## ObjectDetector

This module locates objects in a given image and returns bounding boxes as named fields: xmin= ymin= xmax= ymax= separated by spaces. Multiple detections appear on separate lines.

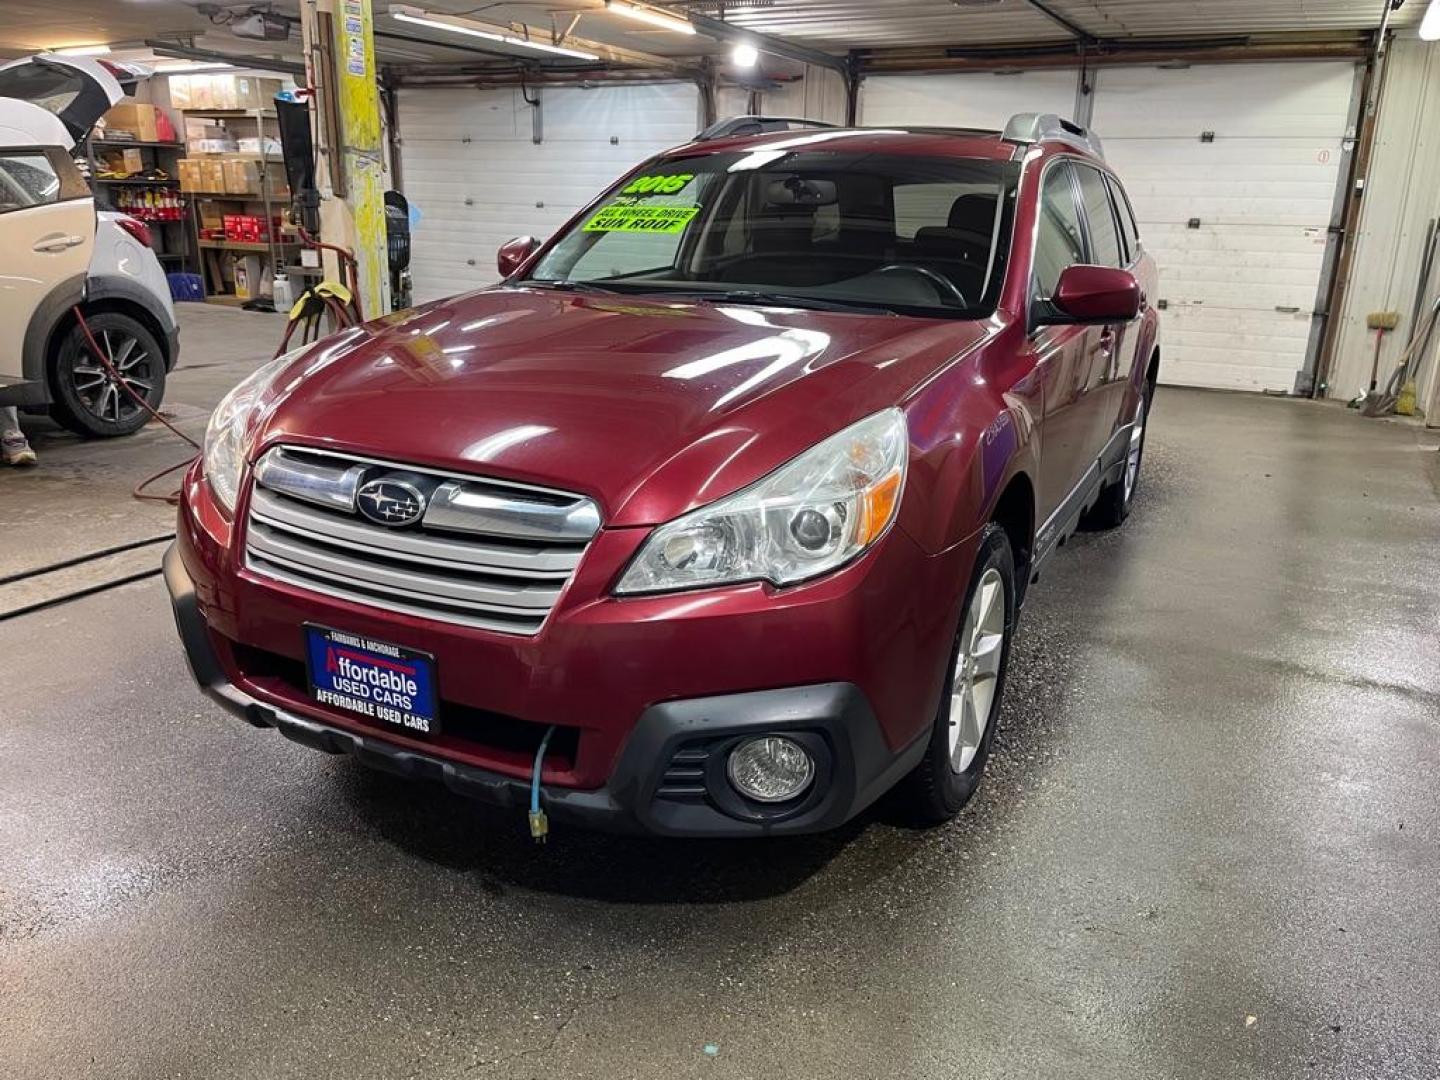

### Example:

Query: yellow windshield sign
xmin=583 ymin=204 xmax=700 ymax=234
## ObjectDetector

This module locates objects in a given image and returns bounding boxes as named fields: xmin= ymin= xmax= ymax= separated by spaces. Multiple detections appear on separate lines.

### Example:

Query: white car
xmin=0 ymin=53 xmax=179 ymax=437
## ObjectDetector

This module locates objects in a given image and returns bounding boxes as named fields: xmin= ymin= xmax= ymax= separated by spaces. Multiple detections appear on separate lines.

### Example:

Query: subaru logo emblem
xmin=356 ymin=478 xmax=427 ymax=527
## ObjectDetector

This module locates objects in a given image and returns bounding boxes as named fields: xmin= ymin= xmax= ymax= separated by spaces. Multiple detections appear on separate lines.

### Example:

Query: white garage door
xmin=1092 ymin=62 xmax=1357 ymax=391
xmin=861 ymin=70 xmax=1079 ymax=129
xmin=399 ymin=83 xmax=700 ymax=302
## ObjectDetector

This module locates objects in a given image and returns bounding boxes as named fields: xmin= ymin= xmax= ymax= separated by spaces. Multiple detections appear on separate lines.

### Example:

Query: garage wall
xmin=860 ymin=70 xmax=1079 ymax=129
xmin=1092 ymin=62 xmax=1357 ymax=393
xmin=1328 ymin=35 xmax=1440 ymax=416
xmin=860 ymin=62 xmax=1358 ymax=394
xmin=399 ymin=83 xmax=701 ymax=302
xmin=764 ymin=65 xmax=850 ymax=125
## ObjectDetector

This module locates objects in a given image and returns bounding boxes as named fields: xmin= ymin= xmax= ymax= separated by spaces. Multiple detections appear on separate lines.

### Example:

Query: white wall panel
xmin=399 ymin=83 xmax=700 ymax=303
xmin=1329 ymin=36 xmax=1440 ymax=413
xmin=860 ymin=70 xmax=1079 ymax=129
xmin=1092 ymin=62 xmax=1357 ymax=392
xmin=764 ymin=66 xmax=850 ymax=125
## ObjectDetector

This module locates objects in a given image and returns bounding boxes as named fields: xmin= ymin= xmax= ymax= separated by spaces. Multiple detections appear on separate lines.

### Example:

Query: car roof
xmin=666 ymin=126 xmax=1026 ymax=163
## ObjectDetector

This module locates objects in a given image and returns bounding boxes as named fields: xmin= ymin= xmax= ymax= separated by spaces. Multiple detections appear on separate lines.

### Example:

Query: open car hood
xmin=0 ymin=54 xmax=147 ymax=148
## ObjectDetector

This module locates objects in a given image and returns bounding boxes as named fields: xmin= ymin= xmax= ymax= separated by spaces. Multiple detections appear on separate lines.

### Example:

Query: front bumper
xmin=166 ymin=542 xmax=929 ymax=836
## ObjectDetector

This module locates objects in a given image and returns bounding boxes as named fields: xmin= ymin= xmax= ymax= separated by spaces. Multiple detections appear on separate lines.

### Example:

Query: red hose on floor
xmin=71 ymin=305 xmax=199 ymax=505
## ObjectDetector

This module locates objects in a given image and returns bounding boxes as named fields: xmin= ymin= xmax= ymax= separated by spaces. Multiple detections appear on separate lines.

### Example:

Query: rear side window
xmin=1034 ymin=162 xmax=1085 ymax=296
xmin=1106 ymin=174 xmax=1140 ymax=259
xmin=1075 ymin=165 xmax=1123 ymax=269
xmin=0 ymin=150 xmax=87 ymax=213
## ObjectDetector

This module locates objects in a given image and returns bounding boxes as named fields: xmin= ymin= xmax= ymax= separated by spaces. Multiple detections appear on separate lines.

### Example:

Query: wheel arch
xmin=988 ymin=471 xmax=1036 ymax=604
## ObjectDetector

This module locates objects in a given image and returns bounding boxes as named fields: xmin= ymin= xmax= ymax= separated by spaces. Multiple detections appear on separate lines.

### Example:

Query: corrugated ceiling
xmin=0 ymin=0 xmax=1420 ymax=67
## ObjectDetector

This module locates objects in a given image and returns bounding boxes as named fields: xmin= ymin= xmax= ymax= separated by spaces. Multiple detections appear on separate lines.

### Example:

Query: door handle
xmin=32 ymin=234 xmax=85 ymax=253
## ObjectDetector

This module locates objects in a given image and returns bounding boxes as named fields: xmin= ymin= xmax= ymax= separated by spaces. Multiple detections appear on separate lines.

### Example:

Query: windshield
xmin=526 ymin=149 xmax=1020 ymax=318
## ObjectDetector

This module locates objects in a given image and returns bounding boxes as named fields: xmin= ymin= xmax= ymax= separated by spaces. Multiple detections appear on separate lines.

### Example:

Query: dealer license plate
xmin=304 ymin=625 xmax=439 ymax=737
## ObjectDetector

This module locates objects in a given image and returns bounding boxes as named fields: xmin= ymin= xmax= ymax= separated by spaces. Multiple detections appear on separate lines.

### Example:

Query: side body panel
xmin=0 ymin=198 xmax=94 ymax=389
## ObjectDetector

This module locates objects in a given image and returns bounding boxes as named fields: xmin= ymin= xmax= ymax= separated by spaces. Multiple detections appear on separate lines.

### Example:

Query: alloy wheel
xmin=948 ymin=566 xmax=1006 ymax=773
xmin=70 ymin=329 xmax=155 ymax=424
xmin=1123 ymin=392 xmax=1147 ymax=502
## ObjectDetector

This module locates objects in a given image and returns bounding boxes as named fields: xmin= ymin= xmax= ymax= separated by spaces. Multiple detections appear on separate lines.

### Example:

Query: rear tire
xmin=48 ymin=311 xmax=167 ymax=438
xmin=1084 ymin=381 xmax=1151 ymax=530
xmin=898 ymin=523 xmax=1017 ymax=825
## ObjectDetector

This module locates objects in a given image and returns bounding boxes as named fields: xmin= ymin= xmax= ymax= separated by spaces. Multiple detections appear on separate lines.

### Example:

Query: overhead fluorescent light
xmin=1422 ymin=0 xmax=1440 ymax=41
xmin=54 ymin=44 xmax=113 ymax=56
xmin=154 ymin=60 xmax=233 ymax=73
xmin=731 ymin=42 xmax=759 ymax=67
xmin=389 ymin=6 xmax=600 ymax=60
xmin=605 ymin=0 xmax=696 ymax=35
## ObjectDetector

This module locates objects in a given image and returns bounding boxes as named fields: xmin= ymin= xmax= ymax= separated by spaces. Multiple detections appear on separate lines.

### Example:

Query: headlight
xmin=616 ymin=408 xmax=908 ymax=595
xmin=202 ymin=348 xmax=308 ymax=512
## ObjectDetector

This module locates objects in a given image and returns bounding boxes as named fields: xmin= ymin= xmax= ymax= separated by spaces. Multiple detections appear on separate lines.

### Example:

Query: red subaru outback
xmin=166 ymin=113 xmax=1159 ymax=837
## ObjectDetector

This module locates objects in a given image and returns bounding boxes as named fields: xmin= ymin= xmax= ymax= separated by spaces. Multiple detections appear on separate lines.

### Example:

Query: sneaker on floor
xmin=2 ymin=434 xmax=36 ymax=467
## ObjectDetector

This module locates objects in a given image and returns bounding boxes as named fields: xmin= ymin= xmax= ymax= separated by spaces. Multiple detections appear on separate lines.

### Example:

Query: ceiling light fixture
xmin=1422 ymin=0 xmax=1440 ymax=41
xmin=54 ymin=44 xmax=113 ymax=56
xmin=731 ymin=41 xmax=759 ymax=67
xmin=605 ymin=0 xmax=696 ymax=35
xmin=154 ymin=60 xmax=233 ymax=72
xmin=390 ymin=6 xmax=600 ymax=61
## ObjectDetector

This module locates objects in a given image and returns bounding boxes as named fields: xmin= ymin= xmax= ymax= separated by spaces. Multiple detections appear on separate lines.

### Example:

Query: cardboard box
xmin=232 ymin=255 xmax=267 ymax=300
xmin=168 ymin=75 xmax=192 ymax=109
xmin=223 ymin=159 xmax=260 ymax=195
xmin=234 ymin=77 xmax=284 ymax=110
xmin=99 ymin=148 xmax=144 ymax=176
xmin=177 ymin=158 xmax=203 ymax=193
xmin=199 ymin=159 xmax=227 ymax=193
xmin=187 ymin=75 xmax=215 ymax=110
xmin=197 ymin=200 xmax=231 ymax=232
xmin=101 ymin=103 xmax=162 ymax=143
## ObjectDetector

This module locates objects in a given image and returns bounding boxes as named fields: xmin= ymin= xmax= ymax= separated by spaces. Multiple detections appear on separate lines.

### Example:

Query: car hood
xmin=252 ymin=287 xmax=993 ymax=526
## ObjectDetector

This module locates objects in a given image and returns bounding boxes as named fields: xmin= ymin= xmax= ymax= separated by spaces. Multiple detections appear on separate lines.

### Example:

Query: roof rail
xmin=1002 ymin=113 xmax=1104 ymax=159
xmin=695 ymin=115 xmax=839 ymax=141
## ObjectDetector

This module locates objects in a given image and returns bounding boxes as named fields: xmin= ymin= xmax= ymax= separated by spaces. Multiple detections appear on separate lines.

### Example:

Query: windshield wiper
xmin=521 ymin=279 xmax=618 ymax=294
xmin=661 ymin=289 xmax=896 ymax=315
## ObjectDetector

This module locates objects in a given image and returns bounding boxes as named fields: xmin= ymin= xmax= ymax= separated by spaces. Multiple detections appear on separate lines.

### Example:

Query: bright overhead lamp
xmin=1422 ymin=0 xmax=1440 ymax=41
xmin=731 ymin=41 xmax=759 ymax=67
xmin=389 ymin=5 xmax=600 ymax=60
xmin=605 ymin=0 xmax=696 ymax=35
xmin=54 ymin=44 xmax=113 ymax=56
xmin=154 ymin=60 xmax=233 ymax=73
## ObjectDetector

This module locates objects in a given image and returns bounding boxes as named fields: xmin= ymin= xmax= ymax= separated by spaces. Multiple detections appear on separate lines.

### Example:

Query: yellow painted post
xmin=330 ymin=0 xmax=389 ymax=316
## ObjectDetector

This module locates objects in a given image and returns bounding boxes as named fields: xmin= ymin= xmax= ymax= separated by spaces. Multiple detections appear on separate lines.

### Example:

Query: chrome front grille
xmin=243 ymin=446 xmax=600 ymax=635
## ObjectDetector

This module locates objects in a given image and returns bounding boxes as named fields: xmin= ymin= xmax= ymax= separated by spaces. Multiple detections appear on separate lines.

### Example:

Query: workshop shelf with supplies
xmin=173 ymin=85 xmax=293 ymax=307
xmin=86 ymin=104 xmax=194 ymax=277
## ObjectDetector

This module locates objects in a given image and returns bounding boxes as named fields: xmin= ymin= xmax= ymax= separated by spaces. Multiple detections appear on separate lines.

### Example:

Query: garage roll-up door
xmin=1092 ymin=62 xmax=1357 ymax=392
xmin=861 ymin=71 xmax=1079 ymax=130
xmin=399 ymin=83 xmax=700 ymax=303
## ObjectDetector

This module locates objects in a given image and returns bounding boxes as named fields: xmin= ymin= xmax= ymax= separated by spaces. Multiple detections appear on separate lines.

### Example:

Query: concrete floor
xmin=2 ymin=305 xmax=1439 ymax=1078
xmin=0 ymin=304 xmax=284 ymax=613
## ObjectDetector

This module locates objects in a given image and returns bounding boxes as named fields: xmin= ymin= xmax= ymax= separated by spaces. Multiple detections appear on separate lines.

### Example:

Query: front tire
xmin=899 ymin=522 xmax=1017 ymax=825
xmin=48 ymin=311 xmax=167 ymax=438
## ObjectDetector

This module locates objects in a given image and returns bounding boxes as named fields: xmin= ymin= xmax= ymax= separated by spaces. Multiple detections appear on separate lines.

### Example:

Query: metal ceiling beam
xmin=144 ymin=41 xmax=308 ymax=77
xmin=1020 ymin=0 xmax=1105 ymax=45
xmin=686 ymin=11 xmax=850 ymax=78
xmin=857 ymin=35 xmax=1371 ymax=75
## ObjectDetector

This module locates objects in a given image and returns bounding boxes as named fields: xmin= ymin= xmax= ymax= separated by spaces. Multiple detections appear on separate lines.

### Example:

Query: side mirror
xmin=1036 ymin=265 xmax=1141 ymax=326
xmin=497 ymin=235 xmax=539 ymax=278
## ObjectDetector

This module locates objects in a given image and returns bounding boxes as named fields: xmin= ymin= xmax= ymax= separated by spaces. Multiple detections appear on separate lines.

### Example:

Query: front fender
xmin=898 ymin=330 xmax=1041 ymax=556
xmin=84 ymin=273 xmax=180 ymax=369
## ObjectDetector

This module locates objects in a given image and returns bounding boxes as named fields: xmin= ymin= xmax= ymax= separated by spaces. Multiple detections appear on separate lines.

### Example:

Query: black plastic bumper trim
xmin=164 ymin=542 xmax=923 ymax=837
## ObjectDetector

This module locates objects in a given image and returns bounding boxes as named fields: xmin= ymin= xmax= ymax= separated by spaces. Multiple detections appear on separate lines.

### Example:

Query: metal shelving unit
xmin=180 ymin=107 xmax=289 ymax=307
xmin=84 ymin=135 xmax=193 ymax=274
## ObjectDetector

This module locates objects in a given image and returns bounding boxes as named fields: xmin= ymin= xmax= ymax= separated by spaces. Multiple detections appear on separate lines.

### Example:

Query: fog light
xmin=727 ymin=736 xmax=815 ymax=803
